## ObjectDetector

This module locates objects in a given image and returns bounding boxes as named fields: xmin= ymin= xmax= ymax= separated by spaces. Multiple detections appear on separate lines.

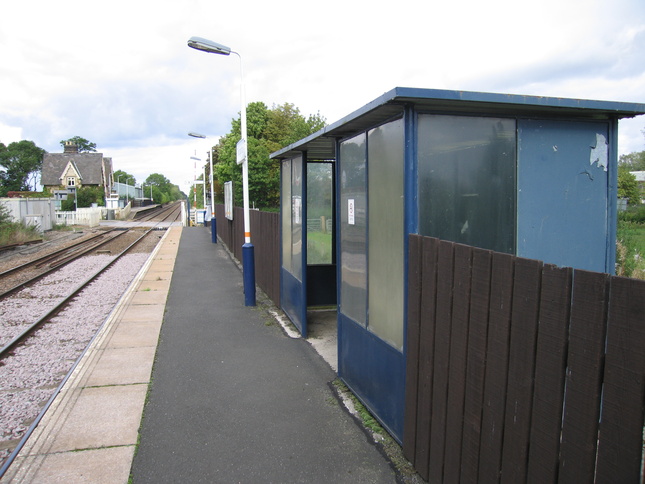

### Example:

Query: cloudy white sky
xmin=1 ymin=0 xmax=644 ymax=194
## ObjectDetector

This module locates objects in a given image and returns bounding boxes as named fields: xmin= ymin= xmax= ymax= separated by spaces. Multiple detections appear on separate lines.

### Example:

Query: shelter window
xmin=417 ymin=114 xmax=516 ymax=253
xmin=67 ymin=177 xmax=76 ymax=187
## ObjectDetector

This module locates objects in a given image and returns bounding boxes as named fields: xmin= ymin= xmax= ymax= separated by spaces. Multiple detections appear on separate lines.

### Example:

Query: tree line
xmin=201 ymin=101 xmax=326 ymax=210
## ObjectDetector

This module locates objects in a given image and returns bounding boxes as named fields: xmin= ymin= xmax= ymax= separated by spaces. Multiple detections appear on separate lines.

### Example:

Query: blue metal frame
xmin=280 ymin=154 xmax=308 ymax=337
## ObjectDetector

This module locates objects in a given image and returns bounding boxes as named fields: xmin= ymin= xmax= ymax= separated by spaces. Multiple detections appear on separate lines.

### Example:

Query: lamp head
xmin=188 ymin=37 xmax=231 ymax=55
xmin=188 ymin=132 xmax=207 ymax=139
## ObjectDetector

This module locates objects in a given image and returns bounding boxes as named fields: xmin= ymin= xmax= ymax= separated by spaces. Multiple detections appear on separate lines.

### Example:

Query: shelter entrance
xmin=281 ymin=156 xmax=336 ymax=338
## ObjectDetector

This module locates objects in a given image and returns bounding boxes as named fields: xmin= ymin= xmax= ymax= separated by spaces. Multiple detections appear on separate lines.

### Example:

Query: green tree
xmin=113 ymin=169 xmax=136 ymax=186
xmin=60 ymin=136 xmax=97 ymax=153
xmin=619 ymin=150 xmax=645 ymax=171
xmin=213 ymin=101 xmax=326 ymax=209
xmin=0 ymin=140 xmax=46 ymax=195
xmin=145 ymin=173 xmax=183 ymax=204
xmin=618 ymin=165 xmax=640 ymax=205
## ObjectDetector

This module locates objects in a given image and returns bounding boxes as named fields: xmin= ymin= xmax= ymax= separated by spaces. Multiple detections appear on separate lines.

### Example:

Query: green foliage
xmin=617 ymin=164 xmax=641 ymax=205
xmin=77 ymin=186 xmax=104 ymax=207
xmin=213 ymin=101 xmax=326 ymax=209
xmin=0 ymin=201 xmax=40 ymax=246
xmin=113 ymin=169 xmax=136 ymax=187
xmin=61 ymin=197 xmax=76 ymax=211
xmin=616 ymin=220 xmax=645 ymax=279
xmin=59 ymin=136 xmax=97 ymax=152
xmin=145 ymin=173 xmax=183 ymax=204
xmin=619 ymin=150 xmax=645 ymax=171
xmin=0 ymin=140 xmax=46 ymax=195
xmin=618 ymin=204 xmax=645 ymax=224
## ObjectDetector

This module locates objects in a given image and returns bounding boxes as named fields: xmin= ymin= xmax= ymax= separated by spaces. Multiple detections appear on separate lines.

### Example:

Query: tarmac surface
xmin=1 ymin=225 xmax=401 ymax=483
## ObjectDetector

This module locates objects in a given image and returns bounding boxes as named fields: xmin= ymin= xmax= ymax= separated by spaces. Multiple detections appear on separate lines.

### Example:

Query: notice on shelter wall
xmin=348 ymin=199 xmax=355 ymax=225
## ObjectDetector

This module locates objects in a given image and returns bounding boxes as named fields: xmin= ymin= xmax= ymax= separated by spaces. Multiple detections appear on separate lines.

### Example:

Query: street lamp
xmin=188 ymin=131 xmax=217 ymax=243
xmin=188 ymin=35 xmax=255 ymax=306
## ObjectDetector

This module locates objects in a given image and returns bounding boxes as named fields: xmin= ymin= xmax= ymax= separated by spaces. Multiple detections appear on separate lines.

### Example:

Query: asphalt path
xmin=130 ymin=227 xmax=396 ymax=483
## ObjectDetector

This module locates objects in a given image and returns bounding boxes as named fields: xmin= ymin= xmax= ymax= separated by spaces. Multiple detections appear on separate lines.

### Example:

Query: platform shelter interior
xmin=271 ymin=87 xmax=645 ymax=443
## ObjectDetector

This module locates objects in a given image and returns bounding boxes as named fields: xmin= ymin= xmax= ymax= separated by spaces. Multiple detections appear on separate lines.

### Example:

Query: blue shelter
xmin=271 ymin=87 xmax=645 ymax=442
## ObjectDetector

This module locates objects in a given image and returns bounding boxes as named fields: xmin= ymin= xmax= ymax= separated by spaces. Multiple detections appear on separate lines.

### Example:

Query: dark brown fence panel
xmin=501 ymin=258 xmax=543 ymax=484
xmin=443 ymin=244 xmax=473 ymax=483
xmin=404 ymin=235 xmax=645 ymax=484
xmin=558 ymin=270 xmax=609 ymax=483
xmin=428 ymin=241 xmax=455 ymax=484
xmin=214 ymin=205 xmax=280 ymax=306
xmin=403 ymin=234 xmax=424 ymax=465
xmin=595 ymin=276 xmax=645 ymax=483
xmin=413 ymin=236 xmax=441 ymax=481
xmin=526 ymin=264 xmax=572 ymax=483
xmin=478 ymin=252 xmax=514 ymax=483
xmin=460 ymin=247 xmax=493 ymax=483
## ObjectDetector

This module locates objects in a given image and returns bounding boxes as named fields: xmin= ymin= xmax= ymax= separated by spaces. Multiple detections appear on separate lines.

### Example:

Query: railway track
xmin=0 ymin=213 xmax=175 ymax=472
xmin=0 ymin=227 xmax=155 ymax=360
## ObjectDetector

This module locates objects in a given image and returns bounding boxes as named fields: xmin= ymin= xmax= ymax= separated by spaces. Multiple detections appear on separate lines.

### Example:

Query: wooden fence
xmin=404 ymin=235 xmax=645 ymax=483
xmin=215 ymin=204 xmax=280 ymax=306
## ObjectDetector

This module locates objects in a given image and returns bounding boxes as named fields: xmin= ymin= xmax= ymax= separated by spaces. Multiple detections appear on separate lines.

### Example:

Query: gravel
xmin=0 ymin=249 xmax=155 ymax=466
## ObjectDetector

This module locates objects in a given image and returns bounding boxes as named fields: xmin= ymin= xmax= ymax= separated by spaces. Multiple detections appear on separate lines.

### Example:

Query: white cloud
xmin=1 ymin=0 xmax=644 ymax=191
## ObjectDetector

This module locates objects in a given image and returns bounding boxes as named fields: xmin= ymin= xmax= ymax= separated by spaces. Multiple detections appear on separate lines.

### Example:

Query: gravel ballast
xmin=0 ymin=248 xmax=155 ymax=466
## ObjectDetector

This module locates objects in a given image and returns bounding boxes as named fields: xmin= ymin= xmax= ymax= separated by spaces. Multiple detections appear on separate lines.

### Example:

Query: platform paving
xmin=2 ymin=225 xmax=400 ymax=483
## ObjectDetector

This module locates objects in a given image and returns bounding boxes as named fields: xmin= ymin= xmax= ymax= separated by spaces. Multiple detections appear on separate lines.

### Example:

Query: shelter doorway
xmin=281 ymin=157 xmax=336 ymax=338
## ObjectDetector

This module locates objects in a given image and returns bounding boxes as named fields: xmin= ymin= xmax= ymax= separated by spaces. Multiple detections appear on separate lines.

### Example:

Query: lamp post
xmin=188 ymin=35 xmax=255 ymax=306
xmin=188 ymin=131 xmax=217 ymax=243
xmin=190 ymin=155 xmax=200 ymax=214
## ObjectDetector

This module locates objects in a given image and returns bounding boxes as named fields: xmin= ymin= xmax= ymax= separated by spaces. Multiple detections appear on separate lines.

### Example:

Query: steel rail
xmin=0 ymin=230 xmax=117 ymax=277
xmin=0 ymin=230 xmax=129 ymax=300
xmin=0 ymin=227 xmax=154 ymax=359
xmin=0 ymin=224 xmax=167 ymax=478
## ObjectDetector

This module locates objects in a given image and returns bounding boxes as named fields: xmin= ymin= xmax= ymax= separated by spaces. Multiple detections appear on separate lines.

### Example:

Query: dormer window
xmin=67 ymin=177 xmax=76 ymax=187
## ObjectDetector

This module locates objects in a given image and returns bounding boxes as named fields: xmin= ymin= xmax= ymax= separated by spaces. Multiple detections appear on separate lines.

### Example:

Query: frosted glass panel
xmin=291 ymin=156 xmax=303 ymax=280
xmin=418 ymin=114 xmax=516 ymax=253
xmin=340 ymin=133 xmax=367 ymax=326
xmin=368 ymin=119 xmax=404 ymax=350
xmin=281 ymin=159 xmax=292 ymax=273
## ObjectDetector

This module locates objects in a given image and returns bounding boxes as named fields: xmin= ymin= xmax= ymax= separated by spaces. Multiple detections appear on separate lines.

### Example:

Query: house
xmin=41 ymin=142 xmax=113 ymax=202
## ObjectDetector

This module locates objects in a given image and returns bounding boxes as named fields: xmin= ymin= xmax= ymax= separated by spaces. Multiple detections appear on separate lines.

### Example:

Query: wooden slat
xmin=460 ymin=247 xmax=493 ymax=483
xmin=558 ymin=270 xmax=609 ymax=483
xmin=414 ymin=237 xmax=440 ymax=481
xmin=403 ymin=234 xmax=423 ymax=461
xmin=501 ymin=257 xmax=543 ymax=484
xmin=595 ymin=276 xmax=645 ymax=483
xmin=443 ymin=244 xmax=473 ymax=483
xmin=478 ymin=252 xmax=515 ymax=484
xmin=428 ymin=240 xmax=455 ymax=483
xmin=527 ymin=264 xmax=572 ymax=483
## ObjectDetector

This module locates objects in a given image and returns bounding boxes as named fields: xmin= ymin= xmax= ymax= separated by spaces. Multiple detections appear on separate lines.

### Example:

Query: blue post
xmin=211 ymin=217 xmax=217 ymax=243
xmin=242 ymin=243 xmax=256 ymax=306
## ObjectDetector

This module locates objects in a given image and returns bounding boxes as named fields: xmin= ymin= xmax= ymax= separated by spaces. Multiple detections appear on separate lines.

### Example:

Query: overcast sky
xmin=1 ymin=0 xmax=644 ymax=194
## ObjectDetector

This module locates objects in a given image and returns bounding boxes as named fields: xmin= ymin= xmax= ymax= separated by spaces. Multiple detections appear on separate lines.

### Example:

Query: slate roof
xmin=41 ymin=152 xmax=107 ymax=186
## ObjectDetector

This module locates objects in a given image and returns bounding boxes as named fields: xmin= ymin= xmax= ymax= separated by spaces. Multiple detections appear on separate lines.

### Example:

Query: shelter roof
xmin=271 ymin=87 xmax=645 ymax=161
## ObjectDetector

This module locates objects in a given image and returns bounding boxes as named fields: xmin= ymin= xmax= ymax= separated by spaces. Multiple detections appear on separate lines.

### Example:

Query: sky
xmin=1 ymin=0 xmax=645 ymax=194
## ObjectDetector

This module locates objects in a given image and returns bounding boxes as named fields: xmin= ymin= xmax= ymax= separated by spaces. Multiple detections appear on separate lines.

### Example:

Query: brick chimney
xmin=64 ymin=141 xmax=79 ymax=153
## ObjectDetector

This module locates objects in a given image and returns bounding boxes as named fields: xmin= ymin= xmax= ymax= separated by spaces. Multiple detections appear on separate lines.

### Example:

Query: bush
xmin=618 ymin=205 xmax=645 ymax=224
xmin=0 ymin=203 xmax=40 ymax=246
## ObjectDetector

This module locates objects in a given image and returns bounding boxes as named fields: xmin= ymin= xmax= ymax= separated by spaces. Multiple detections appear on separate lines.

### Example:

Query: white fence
xmin=55 ymin=207 xmax=101 ymax=227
